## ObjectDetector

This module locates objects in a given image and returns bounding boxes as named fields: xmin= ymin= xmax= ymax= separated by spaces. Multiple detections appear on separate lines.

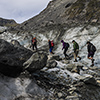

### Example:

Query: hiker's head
xmin=33 ymin=37 xmax=36 ymax=39
xmin=86 ymin=41 xmax=90 ymax=44
xmin=72 ymin=40 xmax=75 ymax=43
xmin=61 ymin=40 xmax=64 ymax=43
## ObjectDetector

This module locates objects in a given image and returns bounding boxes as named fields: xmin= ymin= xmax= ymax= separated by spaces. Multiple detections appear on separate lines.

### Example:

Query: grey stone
xmin=0 ymin=39 xmax=33 ymax=77
xmin=57 ymin=92 xmax=63 ymax=98
xmin=46 ymin=60 xmax=57 ymax=68
xmin=23 ymin=52 xmax=48 ymax=73
xmin=64 ymin=64 xmax=76 ymax=71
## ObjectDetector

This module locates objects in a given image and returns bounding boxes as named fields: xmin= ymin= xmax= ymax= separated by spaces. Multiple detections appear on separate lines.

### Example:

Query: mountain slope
xmin=12 ymin=0 xmax=100 ymax=33
xmin=0 ymin=18 xmax=17 ymax=27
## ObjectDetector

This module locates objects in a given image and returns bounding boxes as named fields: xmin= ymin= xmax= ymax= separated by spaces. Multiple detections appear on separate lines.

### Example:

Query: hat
xmin=72 ymin=40 xmax=75 ymax=42
xmin=86 ymin=41 xmax=90 ymax=44
xmin=61 ymin=40 xmax=64 ymax=43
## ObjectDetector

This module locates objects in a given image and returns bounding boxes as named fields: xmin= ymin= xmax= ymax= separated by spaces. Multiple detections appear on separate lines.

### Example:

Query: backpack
xmin=65 ymin=42 xmax=70 ymax=48
xmin=51 ymin=40 xmax=54 ymax=47
xmin=91 ymin=44 xmax=96 ymax=52
xmin=32 ymin=38 xmax=36 ymax=44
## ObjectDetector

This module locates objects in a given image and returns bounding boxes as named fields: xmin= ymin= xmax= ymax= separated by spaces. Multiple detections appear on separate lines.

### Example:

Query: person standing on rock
xmin=72 ymin=40 xmax=81 ymax=62
xmin=86 ymin=41 xmax=96 ymax=67
xmin=61 ymin=40 xmax=70 ymax=59
xmin=31 ymin=37 xmax=37 ymax=51
xmin=48 ymin=40 xmax=54 ymax=54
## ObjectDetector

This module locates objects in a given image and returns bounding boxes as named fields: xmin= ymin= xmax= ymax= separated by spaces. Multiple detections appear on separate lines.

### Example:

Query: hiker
xmin=86 ymin=41 xmax=96 ymax=66
xmin=72 ymin=40 xmax=81 ymax=62
xmin=31 ymin=37 xmax=37 ymax=50
xmin=48 ymin=40 xmax=54 ymax=54
xmin=61 ymin=40 xmax=70 ymax=59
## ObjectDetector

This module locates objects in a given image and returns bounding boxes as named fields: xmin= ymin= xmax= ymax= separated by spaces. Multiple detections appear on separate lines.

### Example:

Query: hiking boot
xmin=50 ymin=52 xmax=54 ymax=54
xmin=74 ymin=59 xmax=77 ymax=62
xmin=90 ymin=63 xmax=94 ymax=67
xmin=79 ymin=57 xmax=81 ymax=60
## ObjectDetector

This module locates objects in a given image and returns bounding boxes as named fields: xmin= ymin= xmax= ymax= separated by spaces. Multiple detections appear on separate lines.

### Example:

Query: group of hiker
xmin=61 ymin=40 xmax=81 ymax=62
xmin=48 ymin=39 xmax=96 ymax=67
xmin=31 ymin=36 xmax=96 ymax=67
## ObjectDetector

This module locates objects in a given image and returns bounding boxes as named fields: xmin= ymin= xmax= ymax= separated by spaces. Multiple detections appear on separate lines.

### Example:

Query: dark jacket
xmin=62 ymin=41 xmax=69 ymax=50
xmin=87 ymin=43 xmax=95 ymax=53
xmin=32 ymin=38 xmax=37 ymax=45
xmin=48 ymin=41 xmax=51 ymax=48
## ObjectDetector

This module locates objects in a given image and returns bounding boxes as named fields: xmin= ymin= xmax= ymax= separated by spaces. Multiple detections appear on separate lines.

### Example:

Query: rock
xmin=71 ymin=65 xmax=83 ymax=74
xmin=62 ymin=60 xmax=70 ymax=64
xmin=83 ymin=76 xmax=97 ymax=85
xmin=46 ymin=60 xmax=57 ymax=68
xmin=64 ymin=64 xmax=76 ymax=71
xmin=11 ymin=39 xmax=21 ymax=47
xmin=23 ymin=52 xmax=48 ymax=73
xmin=57 ymin=92 xmax=63 ymax=98
xmin=0 ymin=39 xmax=33 ymax=77
xmin=49 ymin=55 xmax=62 ymax=61
xmin=65 ymin=96 xmax=79 ymax=100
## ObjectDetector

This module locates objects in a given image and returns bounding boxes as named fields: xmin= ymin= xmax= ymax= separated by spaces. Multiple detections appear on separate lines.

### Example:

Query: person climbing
xmin=61 ymin=40 xmax=70 ymax=59
xmin=31 ymin=37 xmax=37 ymax=50
xmin=48 ymin=40 xmax=54 ymax=54
xmin=86 ymin=41 xmax=96 ymax=67
xmin=72 ymin=40 xmax=81 ymax=62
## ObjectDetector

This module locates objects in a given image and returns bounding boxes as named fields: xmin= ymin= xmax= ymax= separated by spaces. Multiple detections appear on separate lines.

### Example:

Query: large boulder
xmin=0 ymin=39 xmax=33 ymax=77
xmin=23 ymin=52 xmax=48 ymax=73
xmin=0 ymin=39 xmax=48 ymax=77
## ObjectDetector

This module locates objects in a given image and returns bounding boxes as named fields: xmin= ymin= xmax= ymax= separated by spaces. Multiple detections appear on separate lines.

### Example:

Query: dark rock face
xmin=11 ymin=0 xmax=100 ymax=33
xmin=0 ymin=18 xmax=17 ymax=27
xmin=0 ymin=39 xmax=33 ymax=77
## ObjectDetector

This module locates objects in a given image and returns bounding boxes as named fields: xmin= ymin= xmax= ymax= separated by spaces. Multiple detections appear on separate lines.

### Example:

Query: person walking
xmin=31 ymin=37 xmax=37 ymax=50
xmin=86 ymin=41 xmax=96 ymax=66
xmin=72 ymin=40 xmax=81 ymax=62
xmin=61 ymin=40 xmax=70 ymax=59
xmin=48 ymin=40 xmax=54 ymax=54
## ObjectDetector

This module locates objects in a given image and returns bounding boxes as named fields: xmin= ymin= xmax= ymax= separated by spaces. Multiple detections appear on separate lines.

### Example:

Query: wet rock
xmin=11 ymin=40 xmax=21 ymax=47
xmin=65 ymin=96 xmax=79 ymax=100
xmin=62 ymin=60 xmax=70 ymax=64
xmin=23 ymin=52 xmax=48 ymax=73
xmin=49 ymin=55 xmax=62 ymax=61
xmin=0 ymin=39 xmax=33 ymax=77
xmin=83 ymin=76 xmax=97 ymax=85
xmin=46 ymin=60 xmax=57 ymax=68
xmin=64 ymin=64 xmax=76 ymax=71
xmin=57 ymin=92 xmax=63 ymax=98
xmin=71 ymin=65 xmax=84 ymax=74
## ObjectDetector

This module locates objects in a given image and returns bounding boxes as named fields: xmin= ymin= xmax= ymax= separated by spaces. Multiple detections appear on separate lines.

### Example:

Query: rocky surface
xmin=0 ymin=0 xmax=100 ymax=100
xmin=9 ymin=0 xmax=100 ymax=34
xmin=0 ymin=39 xmax=48 ymax=77
xmin=0 ymin=17 xmax=17 ymax=27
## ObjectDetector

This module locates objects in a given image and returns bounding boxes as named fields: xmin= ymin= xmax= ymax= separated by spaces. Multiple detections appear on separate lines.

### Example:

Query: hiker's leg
xmin=88 ymin=52 xmax=94 ymax=59
xmin=32 ymin=44 xmax=34 ymax=50
xmin=88 ymin=52 xmax=92 ymax=59
xmin=76 ymin=50 xmax=81 ymax=60
xmin=49 ymin=48 xmax=52 ymax=53
xmin=74 ymin=51 xmax=77 ymax=62
xmin=91 ymin=52 xmax=95 ymax=66
xmin=35 ymin=44 xmax=37 ymax=50
xmin=64 ymin=48 xmax=68 ymax=58
xmin=51 ymin=47 xmax=54 ymax=53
